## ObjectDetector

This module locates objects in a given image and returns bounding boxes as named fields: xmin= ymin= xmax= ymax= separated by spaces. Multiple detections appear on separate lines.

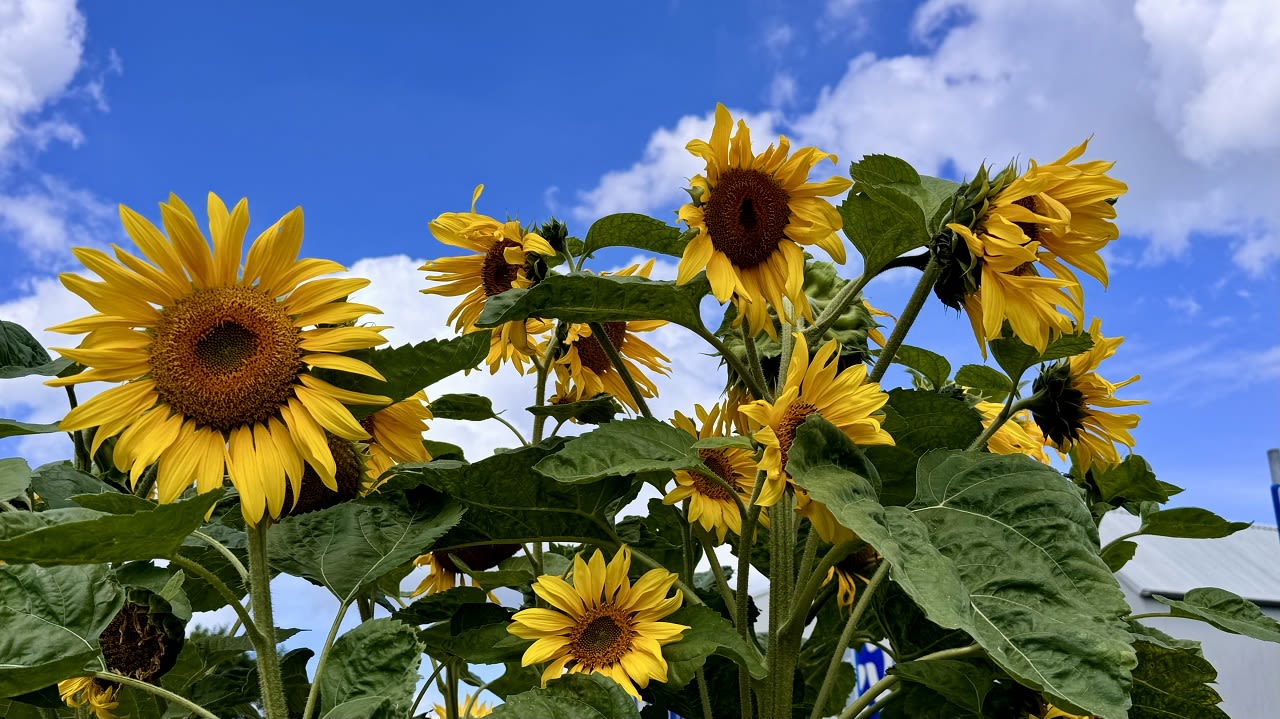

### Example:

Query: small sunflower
xmin=507 ymin=546 xmax=687 ymax=699
xmin=823 ymin=545 xmax=881 ymax=611
xmin=975 ymin=401 xmax=1050 ymax=463
xmin=433 ymin=695 xmax=492 ymax=718
xmin=410 ymin=544 xmax=520 ymax=598
xmin=739 ymin=333 xmax=894 ymax=507
xmin=58 ymin=677 xmax=119 ymax=719
xmin=662 ymin=403 xmax=760 ymax=544
xmin=553 ymin=261 xmax=669 ymax=413
xmin=49 ymin=193 xmax=390 ymax=524
xmin=421 ymin=184 xmax=556 ymax=374
xmin=1028 ymin=318 xmax=1145 ymax=474
xmin=360 ymin=391 xmax=432 ymax=489
xmin=677 ymin=103 xmax=852 ymax=338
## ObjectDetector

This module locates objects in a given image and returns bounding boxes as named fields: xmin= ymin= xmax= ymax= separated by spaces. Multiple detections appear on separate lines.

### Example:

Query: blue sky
xmin=1 ymin=0 xmax=1278 ymax=695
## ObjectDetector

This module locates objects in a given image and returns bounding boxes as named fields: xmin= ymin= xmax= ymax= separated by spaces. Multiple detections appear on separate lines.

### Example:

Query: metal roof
xmin=1100 ymin=512 xmax=1280 ymax=605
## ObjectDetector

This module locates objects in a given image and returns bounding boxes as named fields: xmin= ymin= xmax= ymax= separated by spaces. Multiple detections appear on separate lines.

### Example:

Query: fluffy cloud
xmin=570 ymin=0 xmax=1280 ymax=275
xmin=0 ymin=0 xmax=84 ymax=158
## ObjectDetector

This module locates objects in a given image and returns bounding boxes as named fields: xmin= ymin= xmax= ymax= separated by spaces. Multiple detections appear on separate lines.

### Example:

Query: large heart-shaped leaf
xmin=475 ymin=272 xmax=711 ymax=331
xmin=533 ymin=418 xmax=700 ymax=484
xmin=318 ymin=618 xmax=421 ymax=717
xmin=490 ymin=673 xmax=641 ymax=719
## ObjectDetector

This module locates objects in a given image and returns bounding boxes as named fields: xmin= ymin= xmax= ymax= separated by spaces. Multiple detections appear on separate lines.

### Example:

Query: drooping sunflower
xmin=553 ymin=260 xmax=669 ymax=413
xmin=823 ymin=545 xmax=881 ymax=611
xmin=676 ymin=103 xmax=852 ymax=338
xmin=507 ymin=546 xmax=688 ymax=699
xmin=662 ymin=403 xmax=761 ymax=544
xmin=975 ymin=400 xmax=1050 ymax=463
xmin=739 ymin=333 xmax=894 ymax=507
xmin=48 ymin=193 xmax=390 ymax=524
xmin=946 ymin=139 xmax=1126 ymax=353
xmin=58 ymin=677 xmax=119 ymax=719
xmin=1028 ymin=318 xmax=1145 ymax=473
xmin=433 ymin=694 xmax=492 ymax=718
xmin=409 ymin=544 xmax=521 ymax=599
xmin=421 ymin=184 xmax=556 ymax=374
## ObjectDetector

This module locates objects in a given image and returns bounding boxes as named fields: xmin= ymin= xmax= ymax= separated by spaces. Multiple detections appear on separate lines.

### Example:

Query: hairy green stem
xmin=767 ymin=493 xmax=799 ymax=716
xmin=92 ymin=671 xmax=219 ymax=719
xmin=778 ymin=541 xmax=856 ymax=643
xmin=792 ymin=528 xmax=821 ymax=611
xmin=967 ymin=394 xmax=1036 ymax=452
xmin=246 ymin=523 xmax=288 ymax=719
xmin=491 ymin=414 xmax=529 ymax=446
xmin=190 ymin=529 xmax=249 ymax=583
xmin=809 ymin=562 xmax=890 ymax=719
xmin=697 ymin=666 xmax=716 ymax=719
xmin=804 ymin=272 xmax=872 ymax=345
xmin=776 ymin=317 xmax=796 ymax=392
xmin=445 ymin=662 xmax=460 ymax=719
xmin=168 ymin=555 xmax=261 ymax=645
xmin=692 ymin=321 xmax=772 ymax=403
xmin=739 ymin=324 xmax=775 ymax=402
xmin=302 ymin=599 xmax=352 ymax=719
xmin=588 ymin=321 xmax=652 ymax=419
xmin=696 ymin=531 xmax=736 ymax=610
xmin=530 ymin=329 xmax=563 ymax=444
xmin=868 ymin=256 xmax=941 ymax=385
xmin=132 ymin=464 xmax=157 ymax=499
xmin=64 ymin=387 xmax=91 ymax=473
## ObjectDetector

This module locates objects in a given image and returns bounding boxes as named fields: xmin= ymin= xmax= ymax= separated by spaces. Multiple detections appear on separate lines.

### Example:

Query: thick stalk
xmin=246 ymin=522 xmax=288 ymax=719
xmin=587 ymin=321 xmax=652 ymax=419
xmin=697 ymin=667 xmax=715 ymax=719
xmin=735 ymin=471 xmax=768 ymax=719
xmin=868 ymin=256 xmax=941 ymax=385
xmin=301 ymin=599 xmax=352 ymax=719
xmin=792 ymin=528 xmax=821 ymax=611
xmin=445 ymin=662 xmax=460 ymax=719
xmin=92 ymin=671 xmax=219 ymax=719
xmin=808 ymin=562 xmax=890 ymax=719
xmin=529 ymin=329 xmax=563 ymax=443
xmin=776 ymin=318 xmax=796 ymax=393
xmin=804 ymin=272 xmax=872 ymax=345
xmin=132 ymin=464 xmax=157 ymax=499
xmin=778 ymin=541 xmax=856 ymax=643
xmin=767 ymin=493 xmax=798 ymax=716
xmin=739 ymin=324 xmax=774 ymax=402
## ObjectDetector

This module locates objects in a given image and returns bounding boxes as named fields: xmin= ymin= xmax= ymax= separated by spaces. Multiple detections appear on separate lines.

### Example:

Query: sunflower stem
xmin=64 ymin=387 xmax=92 ymax=473
xmin=190 ymin=529 xmax=249 ymax=584
xmin=301 ymin=599 xmax=352 ymax=719
xmin=91 ymin=671 xmax=219 ymax=719
xmin=803 ymin=271 xmax=872 ymax=346
xmin=692 ymin=321 xmax=772 ymax=404
xmin=767 ymin=493 xmax=798 ymax=716
xmin=966 ymin=394 xmax=1035 ymax=452
xmin=696 ymin=667 xmax=716 ymax=719
xmin=530 ymin=328 xmax=563 ymax=444
xmin=696 ymin=530 xmax=736 ymax=610
xmin=168 ymin=555 xmax=262 ymax=645
xmin=680 ymin=499 xmax=696 ymax=586
xmin=809 ymin=562 xmax=889 ymax=719
xmin=445 ymin=662 xmax=460 ymax=719
xmin=793 ymin=527 xmax=821 ymax=611
xmin=838 ymin=645 xmax=982 ymax=719
xmin=133 ymin=464 xmax=157 ymax=500
xmin=739 ymin=324 xmax=775 ymax=402
xmin=778 ymin=541 xmax=856 ymax=645
xmin=776 ymin=315 xmax=796 ymax=394
xmin=410 ymin=660 xmax=449 ymax=719
xmin=246 ymin=522 xmax=289 ymax=719
xmin=491 ymin=413 xmax=529 ymax=446
xmin=868 ymin=255 xmax=942 ymax=385
xmin=587 ymin=321 xmax=652 ymax=419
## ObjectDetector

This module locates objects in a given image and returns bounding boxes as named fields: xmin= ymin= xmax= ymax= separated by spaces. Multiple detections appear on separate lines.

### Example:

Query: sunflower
xmin=48 ymin=193 xmax=390 ymax=524
xmin=975 ymin=401 xmax=1050 ymax=463
xmin=823 ymin=545 xmax=881 ymax=611
xmin=947 ymin=140 xmax=1125 ymax=353
xmin=553 ymin=261 xmax=669 ymax=413
xmin=409 ymin=544 xmax=520 ymax=599
xmin=739 ymin=333 xmax=894 ymax=507
xmin=507 ymin=546 xmax=687 ymax=699
xmin=360 ymin=391 xmax=432 ymax=489
xmin=1028 ymin=318 xmax=1145 ymax=473
xmin=421 ymin=184 xmax=556 ymax=374
xmin=58 ymin=677 xmax=118 ymax=719
xmin=676 ymin=103 xmax=852 ymax=338
xmin=662 ymin=403 xmax=760 ymax=543
xmin=433 ymin=695 xmax=492 ymax=718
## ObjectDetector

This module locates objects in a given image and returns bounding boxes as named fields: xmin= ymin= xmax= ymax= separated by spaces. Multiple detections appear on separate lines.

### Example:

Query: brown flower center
xmin=150 ymin=287 xmax=302 ymax=432
xmin=1014 ymin=196 xmax=1042 ymax=243
xmin=481 ymin=239 xmax=523 ymax=296
xmin=575 ymin=322 xmax=628 ymax=374
xmin=693 ymin=449 xmax=739 ymax=500
xmin=569 ymin=604 xmax=636 ymax=670
xmin=777 ymin=401 xmax=818 ymax=470
xmin=703 ymin=168 xmax=792 ymax=268
xmin=99 ymin=602 xmax=183 ymax=682
xmin=283 ymin=432 xmax=365 ymax=516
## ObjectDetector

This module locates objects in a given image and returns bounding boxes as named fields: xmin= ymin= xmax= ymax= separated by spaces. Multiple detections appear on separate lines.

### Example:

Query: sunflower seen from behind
xmin=421 ymin=184 xmax=556 ymax=374
xmin=662 ymin=402 xmax=761 ymax=544
xmin=49 ymin=193 xmax=390 ymax=524
xmin=507 ymin=546 xmax=687 ymax=699
xmin=677 ymin=103 xmax=852 ymax=338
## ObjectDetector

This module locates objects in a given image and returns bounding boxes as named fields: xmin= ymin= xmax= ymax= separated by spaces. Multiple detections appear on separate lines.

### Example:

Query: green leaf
xmin=1101 ymin=540 xmax=1138 ymax=572
xmin=527 ymin=394 xmax=623 ymax=425
xmin=0 ymin=419 xmax=61 ymax=440
xmin=321 ymin=697 xmax=391 ymax=719
xmin=268 ymin=492 xmax=464 ymax=603
xmin=889 ymin=658 xmax=999 ymax=717
xmin=72 ymin=492 xmax=156 ymax=514
xmin=1130 ymin=639 xmax=1228 ymax=719
xmin=314 ymin=332 xmax=492 ymax=418
xmin=534 ymin=418 xmax=699 ymax=484
xmin=0 ymin=490 xmax=224 ymax=564
xmin=387 ymin=441 xmax=640 ymax=546
xmin=880 ymin=388 xmax=983 ymax=456
xmin=281 ymin=647 xmax=315 ymax=719
xmin=28 ymin=462 xmax=109 ymax=509
xmin=1152 ymin=587 xmax=1280 ymax=643
xmin=476 ymin=272 xmax=711 ymax=332
xmin=581 ymin=213 xmax=689 ymax=260
xmin=990 ymin=331 xmax=1094 ymax=382
xmin=393 ymin=585 xmax=490 ymax=626
xmin=849 ymin=154 xmax=922 ymax=186
xmin=175 ymin=521 xmax=247 ymax=613
xmin=788 ymin=418 xmax=1136 ymax=718
xmin=691 ymin=435 xmax=753 ymax=451
xmin=954 ymin=364 xmax=1014 ymax=403
xmin=661 ymin=605 xmax=766 ymax=688
xmin=318 ymin=618 xmax=421 ymax=717
xmin=114 ymin=561 xmax=193 ymax=622
xmin=491 ymin=673 xmax=642 ymax=719
xmin=839 ymin=186 xmax=930 ymax=277
xmin=430 ymin=393 xmax=497 ymax=421
xmin=1091 ymin=455 xmax=1181 ymax=505
xmin=422 ymin=438 xmax=467 ymax=462
xmin=0 ymin=563 xmax=125 ymax=697
xmin=892 ymin=345 xmax=951 ymax=389
xmin=0 ymin=320 xmax=71 ymax=379
xmin=0 ymin=458 xmax=31 ymax=502
xmin=1138 ymin=507 xmax=1250 ymax=539
xmin=418 ymin=601 xmax=524 ymax=664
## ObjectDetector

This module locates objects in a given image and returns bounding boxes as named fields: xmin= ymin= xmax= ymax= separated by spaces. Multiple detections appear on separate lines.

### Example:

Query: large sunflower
xmin=421 ymin=184 xmax=556 ymax=374
xmin=553 ymin=261 xmax=669 ymax=413
xmin=662 ymin=403 xmax=761 ymax=544
xmin=507 ymin=546 xmax=687 ymax=699
xmin=49 ymin=193 xmax=390 ymax=524
xmin=739 ymin=333 xmax=894 ymax=507
xmin=1028 ymin=318 xmax=1144 ymax=473
xmin=947 ymin=139 xmax=1125 ymax=353
xmin=676 ymin=103 xmax=852 ymax=338
xmin=976 ymin=400 xmax=1050 ymax=463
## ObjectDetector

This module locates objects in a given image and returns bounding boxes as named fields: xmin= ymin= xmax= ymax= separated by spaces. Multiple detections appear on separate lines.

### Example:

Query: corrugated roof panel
xmin=1100 ymin=512 xmax=1280 ymax=603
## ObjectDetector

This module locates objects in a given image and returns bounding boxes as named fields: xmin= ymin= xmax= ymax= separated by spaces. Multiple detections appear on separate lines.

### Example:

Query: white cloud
xmin=1165 ymin=296 xmax=1201 ymax=317
xmin=822 ymin=0 xmax=870 ymax=37
xmin=768 ymin=71 xmax=799 ymax=108
xmin=0 ymin=175 xmax=117 ymax=267
xmin=763 ymin=22 xmax=794 ymax=55
xmin=0 ymin=0 xmax=84 ymax=159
